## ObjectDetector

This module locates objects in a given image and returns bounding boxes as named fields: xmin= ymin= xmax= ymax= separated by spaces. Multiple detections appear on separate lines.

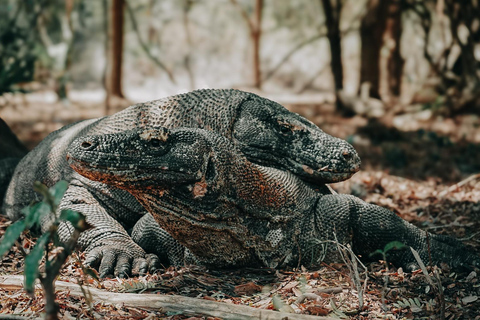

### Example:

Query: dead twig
xmin=332 ymin=235 xmax=368 ymax=312
xmin=410 ymin=247 xmax=445 ymax=320
xmin=438 ymin=173 xmax=480 ymax=198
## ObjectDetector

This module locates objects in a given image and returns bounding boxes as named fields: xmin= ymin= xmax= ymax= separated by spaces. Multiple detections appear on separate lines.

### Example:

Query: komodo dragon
xmin=0 ymin=118 xmax=28 ymax=206
xmin=67 ymin=127 xmax=480 ymax=270
xmin=2 ymin=89 xmax=360 ymax=277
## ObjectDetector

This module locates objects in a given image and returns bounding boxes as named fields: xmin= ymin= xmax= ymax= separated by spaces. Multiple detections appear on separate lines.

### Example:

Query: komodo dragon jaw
xmin=232 ymin=100 xmax=361 ymax=183
xmin=67 ymin=128 xmax=212 ymax=191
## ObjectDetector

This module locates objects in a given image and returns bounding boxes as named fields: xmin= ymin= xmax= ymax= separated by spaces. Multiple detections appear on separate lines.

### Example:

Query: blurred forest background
xmin=0 ymin=0 xmax=479 ymax=182
xmin=1 ymin=1 xmax=480 ymax=318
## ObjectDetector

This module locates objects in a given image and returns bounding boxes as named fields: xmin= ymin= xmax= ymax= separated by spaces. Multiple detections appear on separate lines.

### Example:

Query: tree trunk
xmin=380 ymin=0 xmax=404 ymax=103
xmin=321 ymin=0 xmax=343 ymax=91
xmin=252 ymin=0 xmax=263 ymax=89
xmin=360 ymin=0 xmax=404 ymax=103
xmin=110 ymin=0 xmax=124 ymax=98
xmin=359 ymin=0 xmax=387 ymax=99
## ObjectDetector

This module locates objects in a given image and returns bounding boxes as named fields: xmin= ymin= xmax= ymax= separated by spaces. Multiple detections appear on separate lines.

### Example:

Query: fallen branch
xmin=0 ymin=275 xmax=333 ymax=320
xmin=438 ymin=173 xmax=480 ymax=198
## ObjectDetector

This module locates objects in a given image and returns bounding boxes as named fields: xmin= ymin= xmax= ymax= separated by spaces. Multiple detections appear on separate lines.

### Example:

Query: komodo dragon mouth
xmin=66 ymin=154 xmax=205 ymax=189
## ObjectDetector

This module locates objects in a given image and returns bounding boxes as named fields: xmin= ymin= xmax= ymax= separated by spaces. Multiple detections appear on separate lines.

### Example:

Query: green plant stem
xmin=40 ymin=229 xmax=81 ymax=320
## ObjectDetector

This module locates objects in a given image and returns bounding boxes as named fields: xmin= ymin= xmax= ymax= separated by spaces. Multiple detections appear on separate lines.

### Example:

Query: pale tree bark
xmin=409 ymin=0 xmax=480 ymax=113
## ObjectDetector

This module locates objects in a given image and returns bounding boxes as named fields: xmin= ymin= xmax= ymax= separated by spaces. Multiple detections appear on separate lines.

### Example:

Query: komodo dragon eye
xmin=150 ymin=139 xmax=162 ymax=147
xmin=278 ymin=122 xmax=294 ymax=134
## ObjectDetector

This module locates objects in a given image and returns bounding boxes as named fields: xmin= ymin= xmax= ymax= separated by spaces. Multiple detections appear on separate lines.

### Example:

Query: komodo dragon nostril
xmin=342 ymin=150 xmax=352 ymax=160
xmin=80 ymin=141 xmax=95 ymax=150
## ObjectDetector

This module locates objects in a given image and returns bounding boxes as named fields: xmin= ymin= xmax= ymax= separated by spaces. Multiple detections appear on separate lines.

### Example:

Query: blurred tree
xmin=230 ymin=0 xmax=264 ymax=89
xmin=110 ymin=0 xmax=124 ymax=99
xmin=37 ymin=0 xmax=76 ymax=102
xmin=104 ymin=0 xmax=125 ymax=112
xmin=408 ymin=0 xmax=480 ymax=113
xmin=321 ymin=0 xmax=343 ymax=92
xmin=360 ymin=0 xmax=403 ymax=103
xmin=0 ymin=1 xmax=43 ymax=94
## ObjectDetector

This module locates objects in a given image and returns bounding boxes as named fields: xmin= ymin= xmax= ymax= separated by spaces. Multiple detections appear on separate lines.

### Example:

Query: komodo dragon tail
xmin=0 ymin=118 xmax=28 ymax=207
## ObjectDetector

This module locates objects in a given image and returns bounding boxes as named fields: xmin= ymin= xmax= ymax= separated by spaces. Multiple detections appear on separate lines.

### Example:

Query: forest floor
xmin=1 ymin=92 xmax=480 ymax=319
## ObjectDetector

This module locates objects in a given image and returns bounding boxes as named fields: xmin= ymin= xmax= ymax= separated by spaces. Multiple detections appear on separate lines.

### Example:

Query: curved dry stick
xmin=125 ymin=1 xmax=176 ymax=84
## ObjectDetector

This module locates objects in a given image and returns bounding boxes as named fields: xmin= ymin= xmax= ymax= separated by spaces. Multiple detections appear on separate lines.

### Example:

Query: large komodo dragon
xmin=2 ymin=89 xmax=360 ymax=277
xmin=67 ymin=126 xmax=480 ymax=270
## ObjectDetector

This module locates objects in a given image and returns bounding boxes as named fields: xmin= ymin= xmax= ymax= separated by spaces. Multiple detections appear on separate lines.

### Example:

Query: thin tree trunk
xmin=230 ymin=0 xmax=263 ymax=89
xmin=321 ymin=0 xmax=343 ymax=91
xmin=252 ymin=0 xmax=263 ymax=89
xmin=110 ymin=0 xmax=124 ymax=98
xmin=380 ymin=0 xmax=404 ymax=103
xmin=103 ymin=0 xmax=110 ymax=114
xmin=360 ymin=0 xmax=387 ymax=99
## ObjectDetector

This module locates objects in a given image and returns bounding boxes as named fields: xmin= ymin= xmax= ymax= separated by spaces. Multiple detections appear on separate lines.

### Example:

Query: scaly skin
xmin=2 ymin=89 xmax=359 ymax=277
xmin=67 ymin=127 xmax=480 ymax=270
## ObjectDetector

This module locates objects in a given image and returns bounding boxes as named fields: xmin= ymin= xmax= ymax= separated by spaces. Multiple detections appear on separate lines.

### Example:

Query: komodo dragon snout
xmin=67 ymin=128 xmax=212 ymax=191
xmin=233 ymin=99 xmax=361 ymax=183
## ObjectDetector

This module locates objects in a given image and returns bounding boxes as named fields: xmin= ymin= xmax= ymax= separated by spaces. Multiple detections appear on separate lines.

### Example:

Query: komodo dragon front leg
xmin=67 ymin=127 xmax=480 ymax=270
xmin=56 ymin=180 xmax=160 ymax=277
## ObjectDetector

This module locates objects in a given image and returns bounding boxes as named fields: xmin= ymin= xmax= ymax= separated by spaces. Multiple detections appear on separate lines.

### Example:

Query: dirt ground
xmin=1 ymin=93 xmax=480 ymax=319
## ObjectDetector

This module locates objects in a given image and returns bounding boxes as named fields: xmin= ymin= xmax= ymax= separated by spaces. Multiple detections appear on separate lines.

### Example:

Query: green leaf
xmin=59 ymin=209 xmax=91 ymax=231
xmin=0 ymin=220 xmax=26 ymax=258
xmin=33 ymin=181 xmax=51 ymax=201
xmin=23 ymin=202 xmax=50 ymax=229
xmin=49 ymin=180 xmax=69 ymax=206
xmin=369 ymin=249 xmax=384 ymax=258
xmin=24 ymin=232 xmax=50 ymax=294
xmin=383 ymin=241 xmax=408 ymax=253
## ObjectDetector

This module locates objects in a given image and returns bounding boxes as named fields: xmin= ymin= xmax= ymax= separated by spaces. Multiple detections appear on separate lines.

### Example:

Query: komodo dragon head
xmin=230 ymin=98 xmax=360 ymax=183
xmin=111 ymin=89 xmax=360 ymax=184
